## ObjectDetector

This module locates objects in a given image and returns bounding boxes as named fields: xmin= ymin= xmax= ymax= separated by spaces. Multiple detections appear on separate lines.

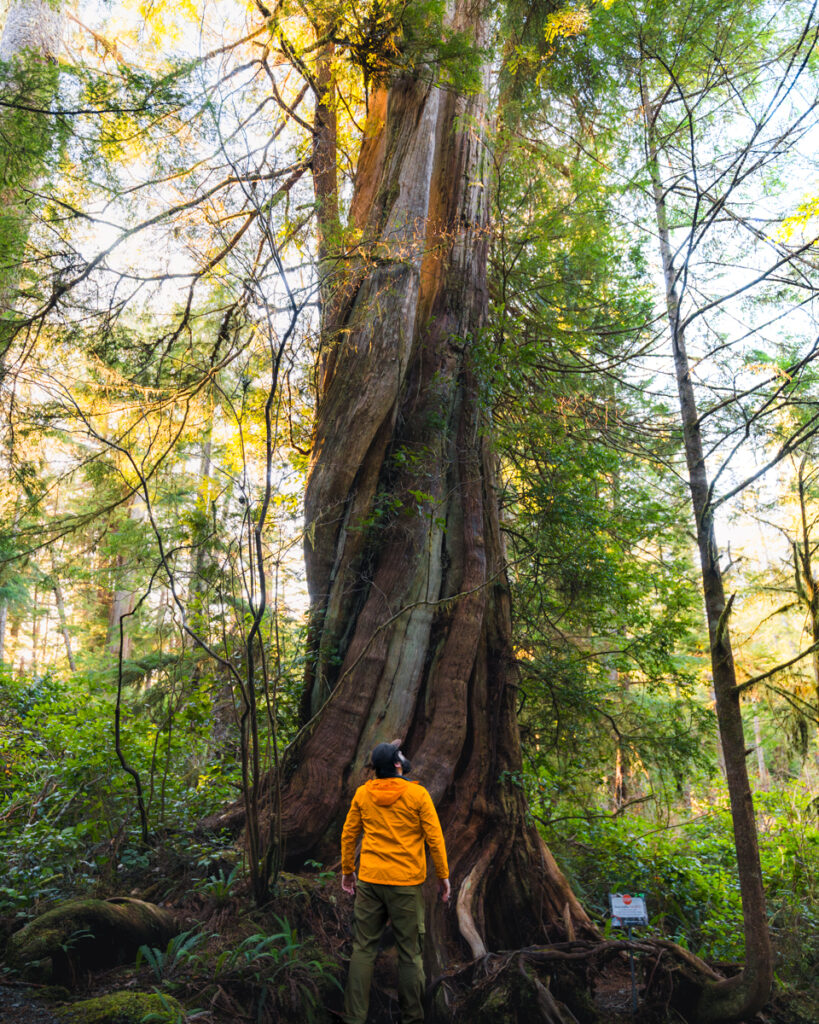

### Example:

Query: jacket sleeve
xmin=341 ymin=792 xmax=363 ymax=875
xmin=419 ymin=789 xmax=449 ymax=879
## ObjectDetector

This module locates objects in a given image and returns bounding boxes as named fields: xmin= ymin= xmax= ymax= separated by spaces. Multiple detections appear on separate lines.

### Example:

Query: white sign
xmin=609 ymin=892 xmax=648 ymax=927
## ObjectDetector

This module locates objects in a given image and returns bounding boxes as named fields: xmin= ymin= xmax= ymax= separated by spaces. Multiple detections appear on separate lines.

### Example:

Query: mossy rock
xmin=54 ymin=991 xmax=183 ymax=1024
xmin=6 ymin=898 xmax=177 ymax=984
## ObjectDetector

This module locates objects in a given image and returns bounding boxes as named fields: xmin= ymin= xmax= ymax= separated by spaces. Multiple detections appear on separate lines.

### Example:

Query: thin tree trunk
xmin=39 ymin=594 xmax=48 ymax=665
xmin=105 ymin=495 xmax=142 ymax=664
xmin=794 ymin=456 xmax=819 ymax=724
xmin=0 ymin=498 xmax=24 ymax=664
xmin=30 ymin=583 xmax=38 ymax=674
xmin=0 ymin=600 xmax=7 ymax=663
xmin=0 ymin=0 xmax=64 ymax=360
xmin=51 ymin=561 xmax=75 ymax=672
xmin=186 ymin=432 xmax=213 ymax=639
xmin=107 ymin=571 xmax=136 ymax=662
xmin=312 ymin=28 xmax=339 ymax=346
xmin=644 ymin=88 xmax=773 ymax=1022
xmin=753 ymin=714 xmax=769 ymax=791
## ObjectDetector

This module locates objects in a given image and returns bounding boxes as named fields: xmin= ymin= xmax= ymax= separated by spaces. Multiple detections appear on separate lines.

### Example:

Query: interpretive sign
xmin=609 ymin=893 xmax=649 ymax=928
xmin=609 ymin=893 xmax=649 ymax=1014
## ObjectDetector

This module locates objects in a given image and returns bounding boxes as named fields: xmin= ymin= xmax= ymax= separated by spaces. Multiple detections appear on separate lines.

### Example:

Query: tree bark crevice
xmin=269 ymin=0 xmax=598 ymax=978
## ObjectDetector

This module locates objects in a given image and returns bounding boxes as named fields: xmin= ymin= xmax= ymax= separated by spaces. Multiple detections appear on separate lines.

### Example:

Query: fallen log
xmin=5 ymin=898 xmax=178 ymax=985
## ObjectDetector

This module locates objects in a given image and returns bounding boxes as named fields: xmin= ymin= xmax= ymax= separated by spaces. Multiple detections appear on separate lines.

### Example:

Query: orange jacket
xmin=341 ymin=778 xmax=449 ymax=886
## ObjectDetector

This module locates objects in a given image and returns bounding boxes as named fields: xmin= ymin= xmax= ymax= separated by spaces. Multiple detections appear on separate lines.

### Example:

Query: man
xmin=340 ymin=740 xmax=450 ymax=1024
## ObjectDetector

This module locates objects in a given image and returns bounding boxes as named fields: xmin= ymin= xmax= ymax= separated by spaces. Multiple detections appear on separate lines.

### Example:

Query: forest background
xmin=3 ymin=0 xmax=819 ymax=1021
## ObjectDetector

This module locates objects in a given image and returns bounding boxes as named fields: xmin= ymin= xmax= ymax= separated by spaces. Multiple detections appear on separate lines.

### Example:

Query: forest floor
xmin=591 ymin=960 xmax=639 ymax=1020
xmin=0 ymin=983 xmax=62 ymax=1023
xmin=0 ymin=953 xmax=813 ymax=1024
xmin=0 ymin=862 xmax=815 ymax=1024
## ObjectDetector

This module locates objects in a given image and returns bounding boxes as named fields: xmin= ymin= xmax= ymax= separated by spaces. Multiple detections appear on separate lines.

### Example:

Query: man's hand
xmin=438 ymin=878 xmax=451 ymax=903
xmin=341 ymin=872 xmax=357 ymax=895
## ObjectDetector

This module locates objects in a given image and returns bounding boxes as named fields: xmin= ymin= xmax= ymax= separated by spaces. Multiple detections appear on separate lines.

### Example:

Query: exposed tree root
xmin=454 ymin=841 xmax=497 ymax=959
xmin=430 ymin=947 xmax=595 ymax=1024
xmin=428 ymin=938 xmax=749 ymax=1024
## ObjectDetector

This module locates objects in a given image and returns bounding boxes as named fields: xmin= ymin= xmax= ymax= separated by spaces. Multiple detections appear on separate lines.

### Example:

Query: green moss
xmin=55 ymin=991 xmax=182 ymax=1024
xmin=8 ymin=900 xmax=105 ymax=964
xmin=6 ymin=898 xmax=177 ymax=983
xmin=37 ymin=986 xmax=72 ymax=1001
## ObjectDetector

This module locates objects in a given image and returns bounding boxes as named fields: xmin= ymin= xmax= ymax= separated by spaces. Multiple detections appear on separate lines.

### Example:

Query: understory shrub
xmin=543 ymin=778 xmax=819 ymax=974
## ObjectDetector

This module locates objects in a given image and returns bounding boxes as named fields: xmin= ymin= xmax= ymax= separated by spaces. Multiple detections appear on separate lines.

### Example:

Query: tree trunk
xmin=0 ymin=599 xmax=7 ymax=663
xmin=107 ymin=567 xmax=137 ymax=663
xmin=0 ymin=0 xmax=64 ymax=361
xmin=30 ymin=582 xmax=38 ymax=674
xmin=7 ymin=897 xmax=177 ymax=984
xmin=52 ymin=566 xmax=76 ymax=672
xmin=186 ymin=431 xmax=214 ymax=639
xmin=105 ymin=496 xmax=142 ymax=664
xmin=0 ymin=0 xmax=61 ymax=58
xmin=279 ymin=0 xmax=593 ymax=971
xmin=644 ymin=91 xmax=773 ymax=1022
xmin=793 ymin=456 xmax=819 ymax=724
xmin=752 ymin=713 xmax=769 ymax=791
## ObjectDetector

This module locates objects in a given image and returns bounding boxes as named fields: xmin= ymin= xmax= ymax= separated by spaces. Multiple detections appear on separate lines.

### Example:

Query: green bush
xmin=138 ymin=917 xmax=341 ymax=1024
xmin=0 ymin=667 xmax=241 ymax=916
xmin=543 ymin=779 xmax=819 ymax=970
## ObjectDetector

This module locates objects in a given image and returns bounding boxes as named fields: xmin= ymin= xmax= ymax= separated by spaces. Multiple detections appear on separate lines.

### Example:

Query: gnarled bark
xmin=278 ymin=0 xmax=594 ymax=972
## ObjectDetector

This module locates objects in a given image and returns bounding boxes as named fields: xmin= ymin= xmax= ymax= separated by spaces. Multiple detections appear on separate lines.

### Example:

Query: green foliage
xmin=137 ymin=917 xmax=341 ymax=1024
xmin=136 ymin=929 xmax=207 ymax=983
xmin=193 ymin=865 xmax=241 ymax=906
xmin=544 ymin=779 xmax=819 ymax=980
xmin=0 ymin=57 xmax=66 ymax=340
xmin=304 ymin=859 xmax=337 ymax=886
xmin=549 ymin=803 xmax=744 ymax=958
xmin=201 ymin=918 xmax=341 ymax=1023
xmin=487 ymin=60 xmax=710 ymax=798
xmin=306 ymin=0 xmax=483 ymax=91
xmin=0 ymin=666 xmax=241 ymax=915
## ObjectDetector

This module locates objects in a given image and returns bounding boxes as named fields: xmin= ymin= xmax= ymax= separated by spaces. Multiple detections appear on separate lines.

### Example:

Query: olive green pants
xmin=342 ymin=880 xmax=426 ymax=1024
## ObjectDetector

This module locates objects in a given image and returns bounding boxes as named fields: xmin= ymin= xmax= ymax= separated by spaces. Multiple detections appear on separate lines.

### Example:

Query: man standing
xmin=340 ymin=740 xmax=450 ymax=1024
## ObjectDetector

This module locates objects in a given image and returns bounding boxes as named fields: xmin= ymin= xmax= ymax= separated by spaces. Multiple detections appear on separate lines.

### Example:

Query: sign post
xmin=609 ymin=893 xmax=649 ymax=1015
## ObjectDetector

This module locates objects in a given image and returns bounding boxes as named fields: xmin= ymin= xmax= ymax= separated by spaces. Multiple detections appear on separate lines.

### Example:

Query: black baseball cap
xmin=370 ymin=742 xmax=401 ymax=777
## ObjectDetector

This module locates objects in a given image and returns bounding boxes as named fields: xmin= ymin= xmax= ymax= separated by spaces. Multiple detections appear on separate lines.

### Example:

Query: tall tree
xmin=276 ymin=0 xmax=595 ymax=970
xmin=0 ymin=0 xmax=64 ymax=354
xmin=0 ymin=0 xmax=64 ymax=660
xmin=632 ymin=2 xmax=819 ymax=1016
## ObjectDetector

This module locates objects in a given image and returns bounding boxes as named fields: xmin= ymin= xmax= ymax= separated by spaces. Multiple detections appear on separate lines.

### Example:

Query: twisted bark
xmin=279 ymin=0 xmax=594 ymax=971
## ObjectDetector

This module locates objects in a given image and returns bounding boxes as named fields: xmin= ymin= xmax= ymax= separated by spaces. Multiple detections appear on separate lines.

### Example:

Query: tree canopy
xmin=4 ymin=0 xmax=819 ymax=1021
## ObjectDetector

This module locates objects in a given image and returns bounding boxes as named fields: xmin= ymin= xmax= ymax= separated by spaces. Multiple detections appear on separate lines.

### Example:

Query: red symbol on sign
xmin=623 ymin=895 xmax=632 ymax=905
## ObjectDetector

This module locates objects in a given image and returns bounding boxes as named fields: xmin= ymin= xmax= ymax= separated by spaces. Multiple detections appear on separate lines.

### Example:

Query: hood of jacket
xmin=364 ymin=777 xmax=417 ymax=806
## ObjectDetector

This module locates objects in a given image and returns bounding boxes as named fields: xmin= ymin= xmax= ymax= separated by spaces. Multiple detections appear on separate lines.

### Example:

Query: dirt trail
xmin=0 ymin=985 xmax=62 ymax=1024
